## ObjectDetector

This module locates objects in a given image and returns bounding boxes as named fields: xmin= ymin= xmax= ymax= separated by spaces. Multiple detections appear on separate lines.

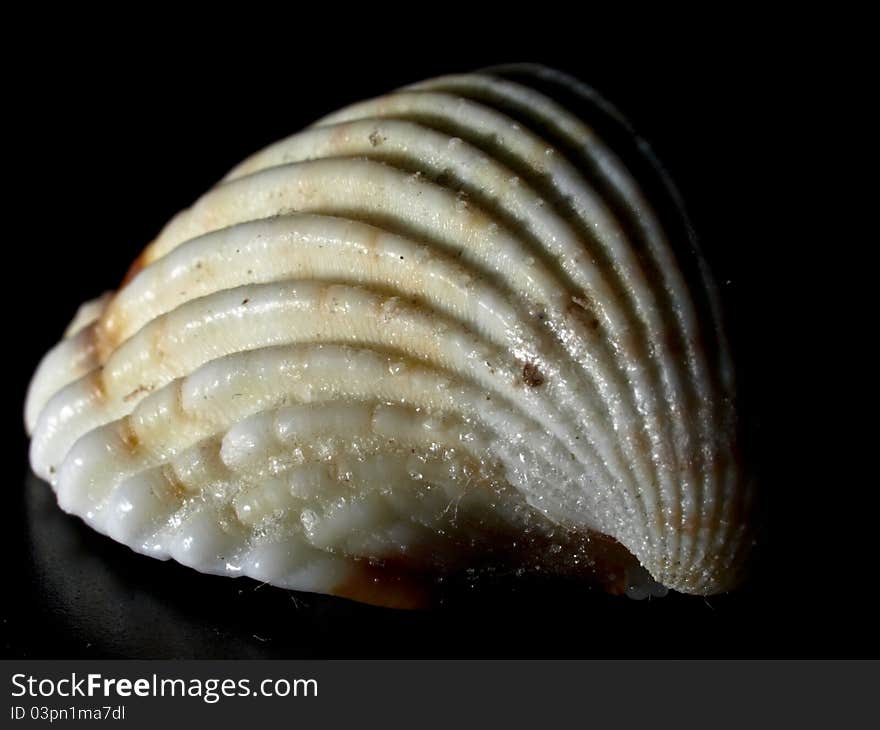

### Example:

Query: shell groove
xmin=25 ymin=65 xmax=752 ymax=607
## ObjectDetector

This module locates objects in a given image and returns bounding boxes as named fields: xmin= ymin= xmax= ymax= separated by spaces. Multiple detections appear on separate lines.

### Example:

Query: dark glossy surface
xmin=9 ymin=469 xmax=765 ymax=658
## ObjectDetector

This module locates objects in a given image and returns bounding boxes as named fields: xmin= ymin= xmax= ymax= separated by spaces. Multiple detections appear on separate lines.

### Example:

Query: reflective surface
xmin=10 ymin=465 xmax=774 ymax=658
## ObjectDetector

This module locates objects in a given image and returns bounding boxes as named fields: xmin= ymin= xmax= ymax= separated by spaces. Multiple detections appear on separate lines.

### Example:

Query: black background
xmin=4 ymin=20 xmax=866 ymax=658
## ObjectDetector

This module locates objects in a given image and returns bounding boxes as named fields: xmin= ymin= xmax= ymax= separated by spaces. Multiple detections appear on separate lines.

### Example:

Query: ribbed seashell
xmin=25 ymin=65 xmax=752 ymax=608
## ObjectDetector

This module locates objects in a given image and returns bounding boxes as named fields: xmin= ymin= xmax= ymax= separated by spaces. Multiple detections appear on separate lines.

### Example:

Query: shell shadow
xmin=15 ymin=469 xmax=762 ymax=659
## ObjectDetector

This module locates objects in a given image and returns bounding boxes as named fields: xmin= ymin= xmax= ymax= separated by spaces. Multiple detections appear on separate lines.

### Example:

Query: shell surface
xmin=25 ymin=65 xmax=752 ymax=607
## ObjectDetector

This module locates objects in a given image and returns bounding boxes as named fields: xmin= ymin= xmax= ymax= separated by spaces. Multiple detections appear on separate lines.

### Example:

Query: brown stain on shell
xmin=120 ymin=247 xmax=151 ymax=288
xmin=90 ymin=367 xmax=107 ymax=401
xmin=119 ymin=418 xmax=140 ymax=453
xmin=333 ymin=562 xmax=432 ymax=610
xmin=522 ymin=362 xmax=544 ymax=387
xmin=568 ymin=295 xmax=601 ymax=332
xmin=160 ymin=463 xmax=190 ymax=501
xmin=89 ymin=239 xmax=159 ymax=364
xmin=123 ymin=384 xmax=155 ymax=403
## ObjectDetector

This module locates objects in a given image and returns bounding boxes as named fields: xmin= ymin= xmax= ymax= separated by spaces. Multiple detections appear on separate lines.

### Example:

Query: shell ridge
xmin=122 ymin=162 xmax=662 ymax=545
xmin=39 ymin=215 xmax=632 ymax=512
xmin=472 ymin=67 xmax=736 ymax=586
xmin=34 ymin=263 xmax=631 ymax=516
xmin=54 ymin=344 xmax=617 ymax=557
xmin=142 ymin=159 xmax=675 ymax=547
xmin=314 ymin=94 xmax=687 ymax=570
xmin=396 ymin=76 xmax=721 ymax=586
xmin=40 ymin=328 xmax=614 ymax=538
xmin=101 ymin=213 xmax=660 ymax=532
xmin=218 ymin=117 xmax=683 ymax=559
xmin=101 ymin=410 xmax=603 ymax=606
xmin=478 ymin=63 xmax=744 ymax=586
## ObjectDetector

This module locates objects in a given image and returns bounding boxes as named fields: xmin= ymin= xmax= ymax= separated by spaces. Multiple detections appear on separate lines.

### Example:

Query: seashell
xmin=25 ymin=64 xmax=752 ymax=608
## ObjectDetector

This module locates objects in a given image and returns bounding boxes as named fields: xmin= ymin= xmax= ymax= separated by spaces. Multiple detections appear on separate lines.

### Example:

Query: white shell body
xmin=25 ymin=66 xmax=752 ymax=607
